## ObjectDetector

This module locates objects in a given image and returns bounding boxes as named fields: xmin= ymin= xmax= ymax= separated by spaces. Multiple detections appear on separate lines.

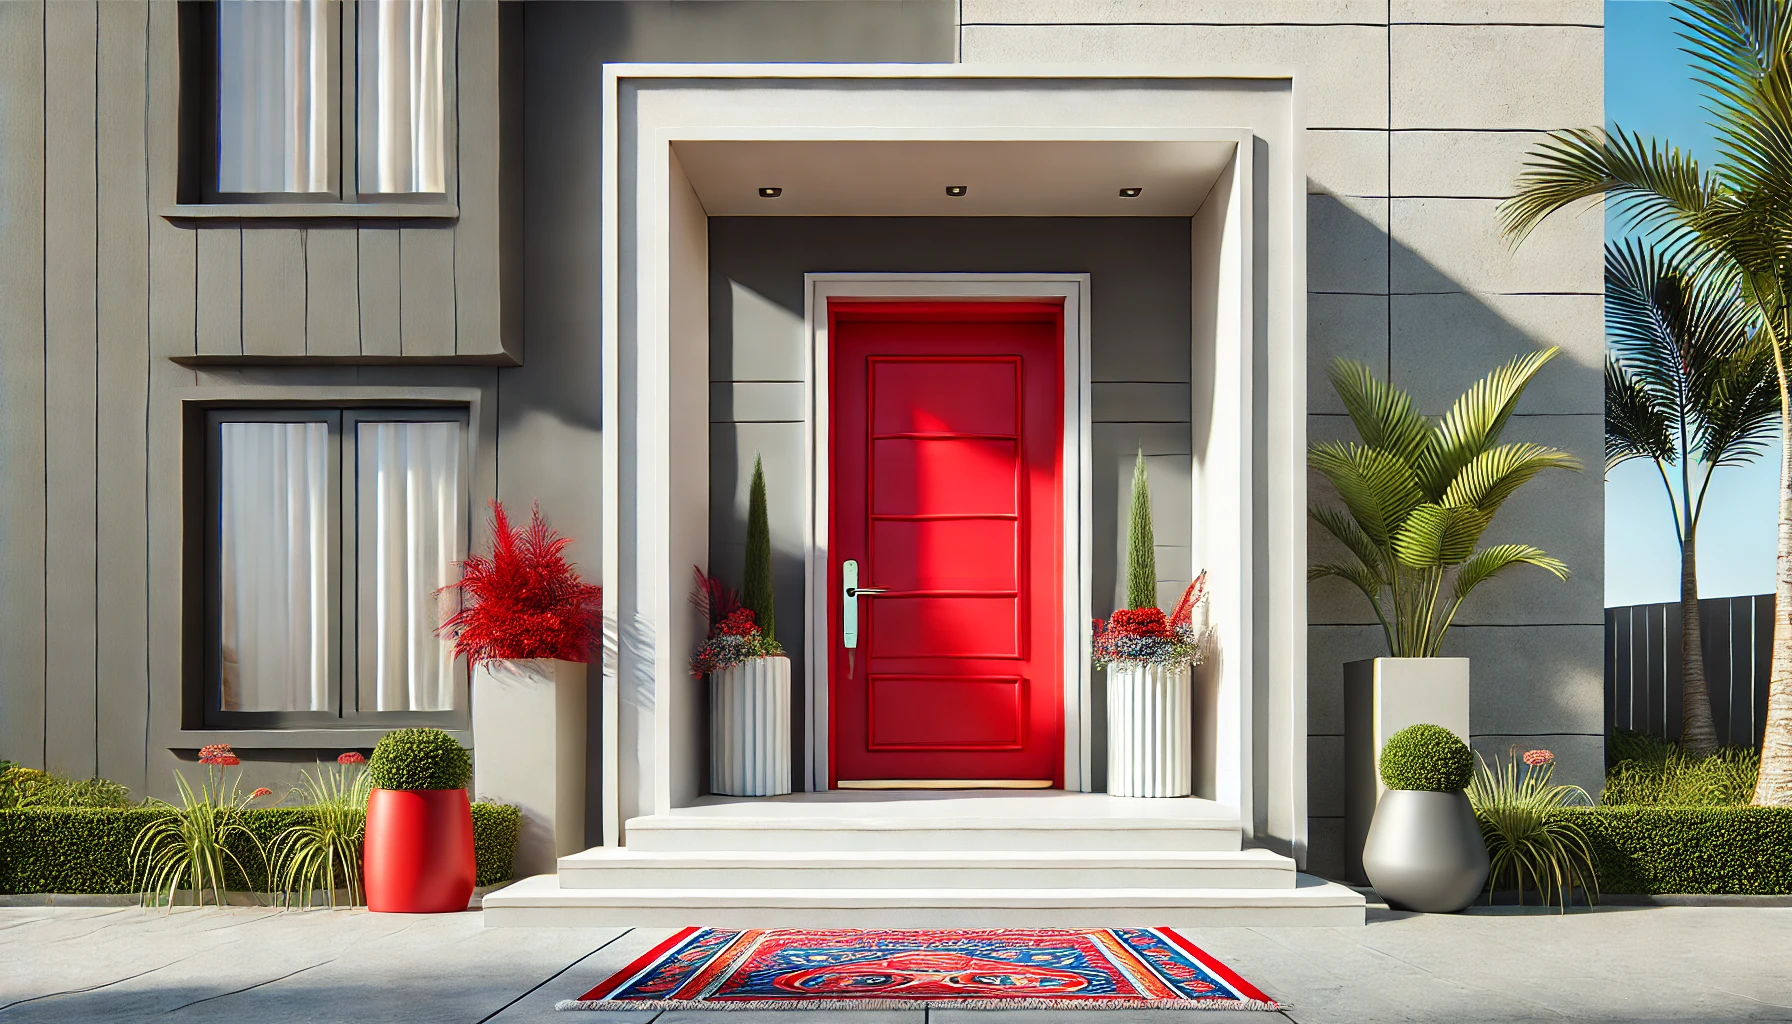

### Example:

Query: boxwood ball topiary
xmin=1379 ymin=723 xmax=1474 ymax=792
xmin=368 ymin=728 xmax=472 ymax=791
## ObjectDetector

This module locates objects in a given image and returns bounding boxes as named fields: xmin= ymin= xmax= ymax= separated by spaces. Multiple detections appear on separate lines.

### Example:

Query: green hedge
xmin=1558 ymin=806 xmax=1792 ymax=895
xmin=0 ymin=803 xmax=521 ymax=896
xmin=470 ymin=802 xmax=520 ymax=887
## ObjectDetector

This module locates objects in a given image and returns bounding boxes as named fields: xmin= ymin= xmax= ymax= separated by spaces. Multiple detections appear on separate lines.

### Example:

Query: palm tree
xmin=1605 ymin=239 xmax=1778 ymax=757
xmin=1499 ymin=0 xmax=1792 ymax=803
xmin=1309 ymin=349 xmax=1580 ymax=657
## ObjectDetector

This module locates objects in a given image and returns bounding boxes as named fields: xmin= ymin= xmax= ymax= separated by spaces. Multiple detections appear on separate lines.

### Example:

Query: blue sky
xmin=1602 ymin=0 xmax=1780 ymax=605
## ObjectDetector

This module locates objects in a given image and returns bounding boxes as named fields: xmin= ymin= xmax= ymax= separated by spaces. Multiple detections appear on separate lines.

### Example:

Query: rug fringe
xmin=556 ymin=996 xmax=1281 ymax=1012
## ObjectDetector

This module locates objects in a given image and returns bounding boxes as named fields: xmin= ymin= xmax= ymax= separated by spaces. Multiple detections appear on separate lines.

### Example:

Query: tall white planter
xmin=711 ymin=655 xmax=791 ymax=797
xmin=1343 ymin=657 xmax=1470 ymax=883
xmin=1107 ymin=661 xmax=1193 ymax=798
xmin=471 ymin=658 xmax=587 ymax=879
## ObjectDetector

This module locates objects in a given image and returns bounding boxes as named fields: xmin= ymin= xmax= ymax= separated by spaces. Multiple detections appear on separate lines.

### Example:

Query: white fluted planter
xmin=1107 ymin=661 xmax=1193 ymax=798
xmin=710 ymin=655 xmax=792 ymax=797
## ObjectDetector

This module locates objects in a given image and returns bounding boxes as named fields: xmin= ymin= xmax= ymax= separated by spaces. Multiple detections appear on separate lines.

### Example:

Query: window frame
xmin=200 ymin=405 xmax=472 ymax=732
xmin=174 ymin=0 xmax=460 ymax=217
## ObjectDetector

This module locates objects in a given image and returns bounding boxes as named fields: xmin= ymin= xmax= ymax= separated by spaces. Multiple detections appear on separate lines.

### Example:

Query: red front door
xmin=829 ymin=301 xmax=1064 ymax=786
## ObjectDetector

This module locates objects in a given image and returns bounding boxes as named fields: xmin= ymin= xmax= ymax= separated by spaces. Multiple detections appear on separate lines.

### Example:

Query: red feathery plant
xmin=438 ymin=500 xmax=602 ymax=665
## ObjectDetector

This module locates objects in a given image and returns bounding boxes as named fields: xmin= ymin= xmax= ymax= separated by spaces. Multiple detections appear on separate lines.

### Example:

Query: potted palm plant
xmin=1309 ymin=349 xmax=1579 ymax=880
xmin=692 ymin=456 xmax=790 ymax=797
xmin=1094 ymin=451 xmax=1213 ymax=798
xmin=1361 ymin=724 xmax=1488 ymax=913
xmin=441 ymin=500 xmax=600 ymax=878
xmin=364 ymin=727 xmax=476 ymax=913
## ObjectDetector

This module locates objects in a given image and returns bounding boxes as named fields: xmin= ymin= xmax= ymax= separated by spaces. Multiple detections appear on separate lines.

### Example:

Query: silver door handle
xmin=842 ymin=560 xmax=891 ymax=650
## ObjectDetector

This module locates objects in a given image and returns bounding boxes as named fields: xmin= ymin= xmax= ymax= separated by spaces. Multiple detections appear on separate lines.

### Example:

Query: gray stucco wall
xmin=958 ymin=0 xmax=1606 ymax=875
xmin=708 ymin=217 xmax=1194 ymax=790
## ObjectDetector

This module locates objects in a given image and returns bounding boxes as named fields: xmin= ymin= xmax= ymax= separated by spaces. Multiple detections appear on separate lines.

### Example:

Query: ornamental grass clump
xmin=1092 ymin=451 xmax=1214 ymax=668
xmin=1468 ymin=747 xmax=1599 ymax=911
xmin=1601 ymin=730 xmax=1758 ymax=807
xmin=368 ymin=729 xmax=472 ymax=792
xmin=1378 ymin=724 xmax=1474 ymax=792
xmin=130 ymin=744 xmax=272 ymax=909
xmin=438 ymin=500 xmax=602 ymax=666
xmin=269 ymin=753 xmax=372 ymax=909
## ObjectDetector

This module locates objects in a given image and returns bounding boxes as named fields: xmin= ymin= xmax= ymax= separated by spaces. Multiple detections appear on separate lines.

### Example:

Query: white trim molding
xmin=802 ymin=274 xmax=1094 ymax=794
xmin=600 ymin=64 xmax=1307 ymax=864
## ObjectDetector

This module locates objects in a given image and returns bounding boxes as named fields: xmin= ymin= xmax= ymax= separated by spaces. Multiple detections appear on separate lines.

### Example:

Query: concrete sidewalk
xmin=2 ymin=904 xmax=1789 ymax=1023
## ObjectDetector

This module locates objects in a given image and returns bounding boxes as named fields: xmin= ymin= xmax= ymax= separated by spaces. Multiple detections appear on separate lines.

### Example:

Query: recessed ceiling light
xmin=945 ymin=185 xmax=969 ymax=197
xmin=1118 ymin=187 xmax=1143 ymax=198
xmin=758 ymin=187 xmax=782 ymax=198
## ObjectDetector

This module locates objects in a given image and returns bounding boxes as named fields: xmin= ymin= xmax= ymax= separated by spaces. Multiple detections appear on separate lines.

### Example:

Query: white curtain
xmin=358 ymin=0 xmax=446 ymax=194
xmin=217 ymin=0 xmax=335 ymax=194
xmin=219 ymin=422 xmax=332 ymax=712
xmin=359 ymin=422 xmax=462 ymax=711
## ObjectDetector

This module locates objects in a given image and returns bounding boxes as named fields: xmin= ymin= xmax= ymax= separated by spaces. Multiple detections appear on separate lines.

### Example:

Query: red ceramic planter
xmin=364 ymin=787 xmax=476 ymax=913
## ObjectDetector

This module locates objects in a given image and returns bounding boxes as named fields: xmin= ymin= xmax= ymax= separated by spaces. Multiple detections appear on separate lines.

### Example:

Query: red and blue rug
xmin=557 ymin=927 xmax=1279 ymax=1011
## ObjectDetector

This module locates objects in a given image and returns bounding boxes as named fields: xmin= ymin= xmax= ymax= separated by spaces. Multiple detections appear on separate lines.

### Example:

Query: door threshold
xmin=836 ymin=779 xmax=1055 ymax=790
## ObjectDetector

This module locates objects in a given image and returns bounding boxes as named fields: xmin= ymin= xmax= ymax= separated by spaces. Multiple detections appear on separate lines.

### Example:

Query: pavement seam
xmin=475 ymin=928 xmax=635 ymax=1024
xmin=157 ymin=959 xmax=338 ymax=1014
xmin=0 ymin=953 xmax=197 ymax=1013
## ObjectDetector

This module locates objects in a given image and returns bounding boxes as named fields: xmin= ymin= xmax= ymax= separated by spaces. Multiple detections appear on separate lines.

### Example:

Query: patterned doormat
xmin=557 ymin=927 xmax=1279 ymax=1011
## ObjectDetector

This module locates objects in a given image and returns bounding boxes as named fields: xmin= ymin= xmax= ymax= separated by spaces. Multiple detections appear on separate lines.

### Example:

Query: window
xmin=183 ymin=0 xmax=451 ymax=206
xmin=204 ymin=408 xmax=468 ymax=727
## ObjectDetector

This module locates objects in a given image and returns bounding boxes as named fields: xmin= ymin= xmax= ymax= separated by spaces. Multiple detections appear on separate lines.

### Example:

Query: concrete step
xmin=556 ymin=846 xmax=1295 ymax=890
xmin=623 ymin=792 xmax=1243 ymax=852
xmin=481 ymin=873 xmax=1366 ymax=928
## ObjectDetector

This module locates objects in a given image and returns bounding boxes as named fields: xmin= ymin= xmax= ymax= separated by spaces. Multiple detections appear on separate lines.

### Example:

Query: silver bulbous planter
xmin=1362 ymin=789 xmax=1489 ymax=912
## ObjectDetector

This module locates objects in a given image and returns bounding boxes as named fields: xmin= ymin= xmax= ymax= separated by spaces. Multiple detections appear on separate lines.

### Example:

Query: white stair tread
xmin=628 ymin=792 xmax=1239 ymax=830
xmin=559 ymin=846 xmax=1292 ymax=870
xmin=486 ymin=873 xmax=1363 ymax=908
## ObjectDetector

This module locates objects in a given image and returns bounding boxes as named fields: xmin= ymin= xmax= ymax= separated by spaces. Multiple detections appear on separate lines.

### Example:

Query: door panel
xmin=830 ymin=301 xmax=1064 ymax=785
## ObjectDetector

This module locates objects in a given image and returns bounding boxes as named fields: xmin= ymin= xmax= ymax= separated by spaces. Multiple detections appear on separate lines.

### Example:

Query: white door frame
xmin=803 ymin=273 xmax=1094 ymax=792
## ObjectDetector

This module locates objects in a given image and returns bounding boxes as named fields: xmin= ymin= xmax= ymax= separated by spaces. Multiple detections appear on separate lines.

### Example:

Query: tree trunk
xmin=1756 ymin=404 xmax=1792 ymax=805
xmin=1678 ymin=534 xmax=1719 ymax=758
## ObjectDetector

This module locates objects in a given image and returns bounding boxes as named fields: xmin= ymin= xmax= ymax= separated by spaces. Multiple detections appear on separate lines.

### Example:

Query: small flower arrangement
xmin=690 ymin=456 xmax=785 ymax=678
xmin=1093 ymin=573 xmax=1213 ymax=668
xmin=1093 ymin=451 xmax=1214 ymax=668
xmin=689 ymin=571 xmax=784 ymax=678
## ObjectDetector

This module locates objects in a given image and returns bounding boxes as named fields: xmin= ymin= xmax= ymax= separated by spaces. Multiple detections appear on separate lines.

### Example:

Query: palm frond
xmin=1500 ymin=126 xmax=1717 ymax=246
xmin=1309 ymin=559 xmax=1386 ymax=598
xmin=1309 ymin=504 xmax=1387 ymax=579
xmin=1308 ymin=442 xmax=1426 ymax=547
xmin=1698 ymin=333 xmax=1782 ymax=468
xmin=1441 ymin=442 xmax=1582 ymax=512
xmin=1327 ymin=358 xmax=1433 ymax=465
xmin=1417 ymin=347 xmax=1559 ymax=499
xmin=1391 ymin=504 xmax=1492 ymax=569
xmin=1452 ymin=544 xmax=1570 ymax=602
xmin=1606 ymin=359 xmax=1675 ymax=471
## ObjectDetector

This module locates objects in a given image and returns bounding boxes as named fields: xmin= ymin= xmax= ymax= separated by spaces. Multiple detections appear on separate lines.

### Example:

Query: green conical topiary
xmin=743 ymin=454 xmax=775 ymax=642
xmin=1126 ymin=448 xmax=1157 ymax=610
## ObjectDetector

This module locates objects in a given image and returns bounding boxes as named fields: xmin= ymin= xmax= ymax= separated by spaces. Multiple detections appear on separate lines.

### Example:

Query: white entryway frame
xmin=802 ymin=274 xmax=1094 ymax=793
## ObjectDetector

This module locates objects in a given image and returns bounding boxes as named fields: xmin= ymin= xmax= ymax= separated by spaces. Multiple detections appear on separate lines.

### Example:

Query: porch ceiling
xmin=671 ymin=139 xmax=1235 ymax=216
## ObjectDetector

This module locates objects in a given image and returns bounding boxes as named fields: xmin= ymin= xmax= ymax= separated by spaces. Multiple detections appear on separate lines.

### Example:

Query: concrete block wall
xmin=960 ymin=0 xmax=1606 ymax=877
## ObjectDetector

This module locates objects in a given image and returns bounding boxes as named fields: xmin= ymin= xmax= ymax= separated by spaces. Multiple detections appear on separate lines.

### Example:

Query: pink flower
xmin=250 ymin=787 xmax=272 ymax=799
xmin=337 ymin=752 xmax=366 ymax=764
xmin=1523 ymin=749 xmax=1555 ymax=767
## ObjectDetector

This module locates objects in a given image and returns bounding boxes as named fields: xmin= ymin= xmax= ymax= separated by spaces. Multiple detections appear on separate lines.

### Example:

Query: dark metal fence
xmin=1604 ymin=594 xmax=1774 ymax=750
